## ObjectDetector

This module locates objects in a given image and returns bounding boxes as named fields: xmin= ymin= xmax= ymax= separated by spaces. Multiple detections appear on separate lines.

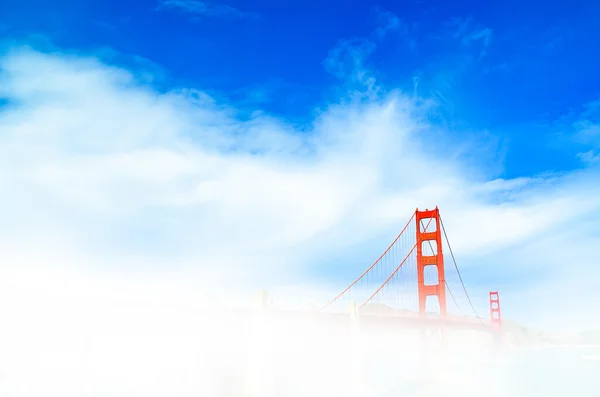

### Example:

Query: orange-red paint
xmin=415 ymin=207 xmax=447 ymax=318
xmin=489 ymin=291 xmax=502 ymax=328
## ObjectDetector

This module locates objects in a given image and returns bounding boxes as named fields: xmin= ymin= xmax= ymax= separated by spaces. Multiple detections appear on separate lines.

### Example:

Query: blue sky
xmin=3 ymin=0 xmax=600 ymax=177
xmin=0 ymin=0 xmax=600 ymax=337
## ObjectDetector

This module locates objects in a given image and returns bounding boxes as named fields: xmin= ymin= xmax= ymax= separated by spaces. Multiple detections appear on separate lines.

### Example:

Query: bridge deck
xmin=256 ymin=308 xmax=500 ymax=334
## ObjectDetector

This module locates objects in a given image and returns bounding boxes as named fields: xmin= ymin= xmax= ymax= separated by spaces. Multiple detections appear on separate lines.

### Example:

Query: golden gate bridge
xmin=237 ymin=207 xmax=506 ymax=397
xmin=261 ymin=206 xmax=503 ymax=334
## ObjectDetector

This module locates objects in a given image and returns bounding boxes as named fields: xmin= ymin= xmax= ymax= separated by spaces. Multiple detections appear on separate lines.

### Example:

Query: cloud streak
xmin=373 ymin=8 xmax=405 ymax=38
xmin=563 ymin=97 xmax=600 ymax=163
xmin=447 ymin=17 xmax=493 ymax=58
xmin=158 ymin=0 xmax=256 ymax=20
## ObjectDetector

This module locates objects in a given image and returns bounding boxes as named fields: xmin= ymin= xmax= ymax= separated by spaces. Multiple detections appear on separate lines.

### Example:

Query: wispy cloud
xmin=1 ymin=46 xmax=600 ymax=331
xmin=577 ymin=150 xmax=600 ymax=164
xmin=373 ymin=8 xmax=405 ymax=38
xmin=462 ymin=27 xmax=493 ymax=48
xmin=323 ymin=38 xmax=377 ymax=84
xmin=576 ymin=119 xmax=600 ymax=143
xmin=447 ymin=17 xmax=493 ymax=57
xmin=158 ymin=0 xmax=256 ymax=20
xmin=323 ymin=9 xmax=406 ymax=94
xmin=572 ymin=97 xmax=600 ymax=162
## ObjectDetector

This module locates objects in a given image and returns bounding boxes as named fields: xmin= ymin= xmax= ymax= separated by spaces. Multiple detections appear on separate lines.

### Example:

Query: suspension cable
xmin=360 ymin=217 xmax=433 ymax=309
xmin=439 ymin=214 xmax=483 ymax=322
xmin=320 ymin=211 xmax=417 ymax=311
xmin=420 ymin=219 xmax=464 ymax=316
xmin=360 ymin=243 xmax=417 ymax=309
xmin=444 ymin=280 xmax=464 ymax=316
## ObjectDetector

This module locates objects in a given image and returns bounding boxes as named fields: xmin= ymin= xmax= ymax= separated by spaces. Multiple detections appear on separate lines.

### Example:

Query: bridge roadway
xmin=234 ymin=306 xmax=500 ymax=335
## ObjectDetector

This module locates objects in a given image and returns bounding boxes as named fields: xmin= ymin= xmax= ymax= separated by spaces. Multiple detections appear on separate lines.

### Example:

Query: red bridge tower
xmin=489 ymin=291 xmax=502 ymax=328
xmin=416 ymin=207 xmax=447 ymax=318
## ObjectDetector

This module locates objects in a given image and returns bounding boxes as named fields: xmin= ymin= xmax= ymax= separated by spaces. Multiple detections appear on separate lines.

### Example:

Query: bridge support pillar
xmin=489 ymin=291 xmax=502 ymax=328
xmin=492 ymin=331 xmax=502 ymax=348
xmin=416 ymin=207 xmax=447 ymax=318
xmin=418 ymin=325 xmax=447 ymax=379
xmin=489 ymin=291 xmax=503 ymax=354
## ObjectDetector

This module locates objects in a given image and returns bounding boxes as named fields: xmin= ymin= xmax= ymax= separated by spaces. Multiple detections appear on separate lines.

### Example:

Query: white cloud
xmin=576 ymin=119 xmax=600 ymax=143
xmin=446 ymin=17 xmax=493 ymax=58
xmin=324 ymin=9 xmax=409 ymax=89
xmin=373 ymin=9 xmax=404 ymax=38
xmin=462 ymin=27 xmax=493 ymax=48
xmin=323 ymin=38 xmax=378 ymax=90
xmin=158 ymin=0 xmax=256 ymax=20
xmin=574 ymin=98 xmax=600 ymax=146
xmin=568 ymin=97 xmax=600 ymax=164
xmin=1 ymin=44 xmax=600 ymax=346
xmin=578 ymin=149 xmax=600 ymax=164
